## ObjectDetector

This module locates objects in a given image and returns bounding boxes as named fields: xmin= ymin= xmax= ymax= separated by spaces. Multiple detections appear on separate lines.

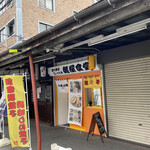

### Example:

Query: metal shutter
xmin=104 ymin=57 xmax=150 ymax=145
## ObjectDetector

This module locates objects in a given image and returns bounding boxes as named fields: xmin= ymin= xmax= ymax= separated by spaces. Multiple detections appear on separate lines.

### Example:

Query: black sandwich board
xmin=87 ymin=112 xmax=106 ymax=143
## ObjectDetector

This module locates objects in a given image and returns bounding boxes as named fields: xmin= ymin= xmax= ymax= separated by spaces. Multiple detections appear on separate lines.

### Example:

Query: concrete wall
xmin=97 ymin=39 xmax=150 ymax=64
xmin=22 ymin=0 xmax=93 ymax=39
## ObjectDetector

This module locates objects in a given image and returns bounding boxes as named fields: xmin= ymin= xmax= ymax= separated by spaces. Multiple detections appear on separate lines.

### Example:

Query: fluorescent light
xmin=33 ymin=56 xmax=56 ymax=63
xmin=88 ymin=18 xmax=150 ymax=46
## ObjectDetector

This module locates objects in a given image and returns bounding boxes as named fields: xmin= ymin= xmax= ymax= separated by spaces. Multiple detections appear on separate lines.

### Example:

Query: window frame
xmin=0 ymin=0 xmax=12 ymax=16
xmin=38 ymin=0 xmax=55 ymax=12
xmin=38 ymin=21 xmax=53 ymax=33
xmin=6 ymin=18 xmax=15 ymax=39
xmin=0 ymin=27 xmax=6 ymax=43
xmin=85 ymin=87 xmax=103 ymax=109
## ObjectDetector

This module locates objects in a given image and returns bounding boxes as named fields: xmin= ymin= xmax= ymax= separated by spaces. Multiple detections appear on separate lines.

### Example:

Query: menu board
xmin=68 ymin=79 xmax=82 ymax=126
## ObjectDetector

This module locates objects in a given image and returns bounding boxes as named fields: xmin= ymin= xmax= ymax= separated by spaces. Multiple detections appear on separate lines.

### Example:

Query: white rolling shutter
xmin=104 ymin=56 xmax=150 ymax=145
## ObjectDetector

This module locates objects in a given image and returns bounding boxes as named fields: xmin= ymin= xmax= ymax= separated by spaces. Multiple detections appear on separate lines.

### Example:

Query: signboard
xmin=87 ymin=112 xmax=106 ymax=142
xmin=3 ymin=75 xmax=30 ymax=148
xmin=48 ymin=59 xmax=100 ymax=76
xmin=9 ymin=49 xmax=22 ymax=53
xmin=83 ymin=76 xmax=102 ymax=88
xmin=56 ymin=80 xmax=68 ymax=93
xmin=68 ymin=79 xmax=82 ymax=126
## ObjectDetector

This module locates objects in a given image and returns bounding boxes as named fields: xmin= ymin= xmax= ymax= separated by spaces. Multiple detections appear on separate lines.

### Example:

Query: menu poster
xmin=68 ymin=79 xmax=82 ymax=126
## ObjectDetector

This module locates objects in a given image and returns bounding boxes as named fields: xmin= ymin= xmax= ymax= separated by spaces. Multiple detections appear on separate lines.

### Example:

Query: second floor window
xmin=39 ymin=0 xmax=54 ymax=11
xmin=39 ymin=22 xmax=53 ymax=33
xmin=7 ymin=19 xmax=15 ymax=37
xmin=0 ymin=27 xmax=5 ymax=43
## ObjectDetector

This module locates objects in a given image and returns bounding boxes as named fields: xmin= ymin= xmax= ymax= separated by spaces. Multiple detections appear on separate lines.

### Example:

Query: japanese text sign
xmin=48 ymin=59 xmax=100 ymax=76
xmin=83 ymin=76 xmax=102 ymax=88
xmin=3 ymin=75 xmax=30 ymax=148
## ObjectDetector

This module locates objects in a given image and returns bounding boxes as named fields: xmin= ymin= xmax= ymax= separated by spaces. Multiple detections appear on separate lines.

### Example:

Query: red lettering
xmin=13 ymin=141 xmax=18 ymax=145
xmin=19 ymin=116 xmax=25 ymax=124
xmin=5 ymin=78 xmax=13 ymax=85
xmin=8 ymin=94 xmax=15 ymax=101
xmin=96 ymin=79 xmax=100 ymax=85
xmin=19 ymin=124 xmax=26 ymax=130
xmin=7 ymin=86 xmax=14 ymax=93
xmin=9 ymin=110 xmax=16 ymax=117
xmin=17 ymin=101 xmax=24 ymax=108
xmin=84 ymin=81 xmax=88 ymax=85
xmin=19 ymin=131 xmax=27 ymax=138
xmin=17 ymin=109 xmax=25 ymax=116
xmin=8 ymin=102 xmax=16 ymax=110
xmin=20 ymin=138 xmax=28 ymax=145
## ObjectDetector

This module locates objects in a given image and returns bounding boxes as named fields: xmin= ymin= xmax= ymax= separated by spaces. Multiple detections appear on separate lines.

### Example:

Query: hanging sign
xmin=88 ymin=55 xmax=96 ymax=71
xmin=40 ymin=66 xmax=46 ymax=77
xmin=48 ymin=59 xmax=100 ymax=77
xmin=83 ymin=76 xmax=102 ymax=88
xmin=68 ymin=79 xmax=82 ymax=126
xmin=3 ymin=75 xmax=30 ymax=148
xmin=56 ymin=80 xmax=68 ymax=93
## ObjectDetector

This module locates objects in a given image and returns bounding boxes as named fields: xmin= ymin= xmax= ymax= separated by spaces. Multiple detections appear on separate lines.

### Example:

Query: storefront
xmin=98 ymin=40 xmax=150 ymax=145
xmin=33 ymin=63 xmax=54 ymax=125
xmin=48 ymin=55 xmax=106 ymax=135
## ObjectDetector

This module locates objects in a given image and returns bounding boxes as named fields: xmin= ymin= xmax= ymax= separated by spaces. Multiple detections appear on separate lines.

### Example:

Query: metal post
xmin=24 ymin=73 xmax=32 ymax=150
xmin=1 ymin=77 xmax=5 ymax=139
xmin=101 ymin=65 xmax=108 ymax=136
xmin=29 ymin=54 xmax=41 ymax=150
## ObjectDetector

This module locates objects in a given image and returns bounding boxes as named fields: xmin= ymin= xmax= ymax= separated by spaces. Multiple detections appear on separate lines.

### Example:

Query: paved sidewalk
xmin=1 ymin=120 xmax=150 ymax=150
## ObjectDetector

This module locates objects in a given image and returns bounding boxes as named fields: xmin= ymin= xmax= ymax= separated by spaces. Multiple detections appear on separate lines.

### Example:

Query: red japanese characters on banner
xmin=83 ymin=76 xmax=102 ymax=88
xmin=3 ymin=76 xmax=30 ymax=148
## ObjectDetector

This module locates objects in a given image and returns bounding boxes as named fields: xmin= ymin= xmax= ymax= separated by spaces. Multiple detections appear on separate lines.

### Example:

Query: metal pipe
xmin=29 ymin=54 xmax=41 ymax=150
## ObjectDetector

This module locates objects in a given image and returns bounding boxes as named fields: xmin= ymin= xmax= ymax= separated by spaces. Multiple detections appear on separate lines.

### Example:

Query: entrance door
xmin=30 ymin=82 xmax=54 ymax=125
xmin=57 ymin=91 xmax=68 ymax=126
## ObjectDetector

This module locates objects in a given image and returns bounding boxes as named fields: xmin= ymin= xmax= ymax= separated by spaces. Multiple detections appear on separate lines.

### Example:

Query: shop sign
xmin=83 ymin=76 xmax=102 ymax=88
xmin=3 ymin=75 xmax=30 ymax=148
xmin=48 ymin=60 xmax=100 ymax=76
xmin=56 ymin=79 xmax=68 ymax=93
xmin=68 ymin=79 xmax=82 ymax=126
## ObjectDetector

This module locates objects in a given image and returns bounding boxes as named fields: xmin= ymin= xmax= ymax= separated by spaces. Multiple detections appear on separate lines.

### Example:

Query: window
xmin=7 ymin=19 xmax=15 ymax=37
xmin=0 ymin=27 xmax=5 ymax=43
xmin=94 ymin=0 xmax=102 ymax=3
xmin=39 ymin=22 xmax=53 ymax=33
xmin=39 ymin=0 xmax=54 ymax=11
xmin=0 ymin=0 xmax=11 ymax=15
xmin=86 ymin=88 xmax=102 ymax=107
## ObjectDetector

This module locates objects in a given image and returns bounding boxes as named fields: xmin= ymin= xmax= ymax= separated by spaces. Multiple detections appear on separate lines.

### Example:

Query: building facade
xmin=0 ymin=0 xmax=95 ymax=54
xmin=0 ymin=0 xmax=150 ymax=148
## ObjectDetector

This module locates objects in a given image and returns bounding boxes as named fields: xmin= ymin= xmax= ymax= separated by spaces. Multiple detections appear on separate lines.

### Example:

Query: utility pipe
xmin=29 ymin=54 xmax=41 ymax=150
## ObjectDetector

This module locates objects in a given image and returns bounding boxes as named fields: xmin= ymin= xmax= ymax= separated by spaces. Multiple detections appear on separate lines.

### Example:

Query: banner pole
xmin=1 ymin=77 xmax=4 ymax=139
xmin=24 ymin=73 xmax=32 ymax=150
xmin=29 ymin=54 xmax=41 ymax=150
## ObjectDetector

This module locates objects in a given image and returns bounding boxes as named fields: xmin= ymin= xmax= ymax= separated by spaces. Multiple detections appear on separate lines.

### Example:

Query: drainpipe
xmin=29 ymin=54 xmax=41 ymax=150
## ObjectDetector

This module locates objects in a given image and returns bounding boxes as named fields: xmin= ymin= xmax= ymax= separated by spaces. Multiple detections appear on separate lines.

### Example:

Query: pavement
xmin=1 ymin=119 xmax=150 ymax=150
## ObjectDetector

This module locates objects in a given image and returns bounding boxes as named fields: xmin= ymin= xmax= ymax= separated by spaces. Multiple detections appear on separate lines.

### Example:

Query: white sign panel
xmin=48 ymin=60 xmax=100 ymax=76
xmin=68 ymin=79 xmax=82 ymax=126
xmin=56 ymin=80 xmax=68 ymax=93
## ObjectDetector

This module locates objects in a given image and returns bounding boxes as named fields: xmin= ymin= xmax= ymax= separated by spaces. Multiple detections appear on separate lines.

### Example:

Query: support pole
xmin=29 ymin=54 xmax=41 ymax=150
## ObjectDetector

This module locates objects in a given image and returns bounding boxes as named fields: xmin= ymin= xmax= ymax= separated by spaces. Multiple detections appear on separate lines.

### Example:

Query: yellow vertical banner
xmin=3 ymin=75 xmax=30 ymax=148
